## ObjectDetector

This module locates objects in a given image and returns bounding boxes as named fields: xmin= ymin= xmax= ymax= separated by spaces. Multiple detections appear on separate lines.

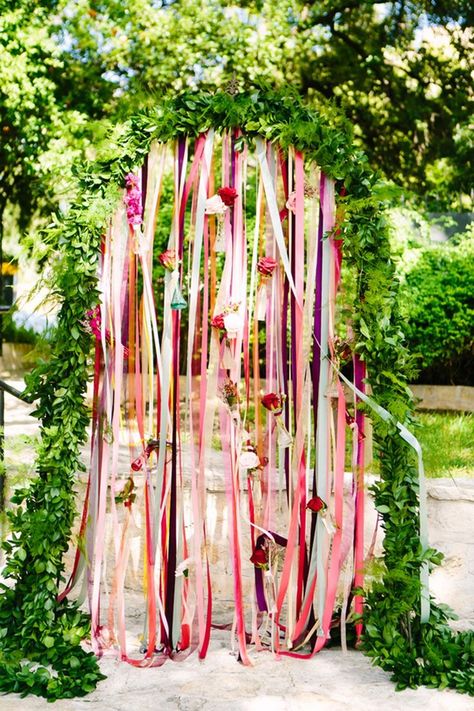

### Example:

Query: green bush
xmin=398 ymin=234 xmax=474 ymax=385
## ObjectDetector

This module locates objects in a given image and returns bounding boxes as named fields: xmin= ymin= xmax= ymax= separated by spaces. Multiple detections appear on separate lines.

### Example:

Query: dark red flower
xmin=307 ymin=496 xmax=327 ymax=513
xmin=131 ymin=456 xmax=144 ymax=472
xmin=250 ymin=548 xmax=268 ymax=568
xmin=261 ymin=392 xmax=284 ymax=414
xmin=257 ymin=256 xmax=278 ymax=276
xmin=145 ymin=440 xmax=159 ymax=457
xmin=217 ymin=186 xmax=238 ymax=206
xmin=211 ymin=313 xmax=226 ymax=330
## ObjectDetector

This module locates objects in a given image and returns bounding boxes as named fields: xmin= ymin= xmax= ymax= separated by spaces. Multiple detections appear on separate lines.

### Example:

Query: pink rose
xmin=158 ymin=249 xmax=178 ymax=271
xmin=286 ymin=191 xmax=297 ymax=215
xmin=257 ymin=256 xmax=278 ymax=277
xmin=211 ymin=313 xmax=226 ymax=330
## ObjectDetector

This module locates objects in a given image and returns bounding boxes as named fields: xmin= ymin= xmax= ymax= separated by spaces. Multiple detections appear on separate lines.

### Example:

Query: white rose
xmin=223 ymin=311 xmax=243 ymax=338
xmin=205 ymin=194 xmax=228 ymax=215
xmin=239 ymin=451 xmax=260 ymax=469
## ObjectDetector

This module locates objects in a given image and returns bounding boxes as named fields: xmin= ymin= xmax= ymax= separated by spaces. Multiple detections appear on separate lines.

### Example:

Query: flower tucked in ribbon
xmin=223 ymin=310 xmax=242 ymax=339
xmin=261 ymin=392 xmax=292 ymax=447
xmin=257 ymin=256 xmax=278 ymax=277
xmin=220 ymin=377 xmax=239 ymax=408
xmin=130 ymin=439 xmax=160 ymax=472
xmin=206 ymin=187 xmax=237 ymax=253
xmin=211 ymin=312 xmax=226 ymax=331
xmin=306 ymin=496 xmax=327 ymax=513
xmin=124 ymin=173 xmax=143 ymax=227
xmin=256 ymin=256 xmax=278 ymax=320
xmin=286 ymin=191 xmax=297 ymax=215
xmin=158 ymin=248 xmax=179 ymax=272
xmin=261 ymin=392 xmax=285 ymax=416
xmin=83 ymin=307 xmax=130 ymax=358
xmin=250 ymin=547 xmax=268 ymax=570
xmin=307 ymin=496 xmax=336 ymax=534
xmin=114 ymin=477 xmax=136 ymax=508
xmin=212 ymin=303 xmax=242 ymax=340
xmin=158 ymin=248 xmax=186 ymax=309
xmin=220 ymin=377 xmax=240 ymax=423
xmin=239 ymin=449 xmax=260 ymax=471
xmin=345 ymin=410 xmax=355 ymax=428
xmin=85 ymin=306 xmax=102 ymax=340
xmin=205 ymin=194 xmax=228 ymax=216
xmin=217 ymin=186 xmax=238 ymax=206
xmin=333 ymin=335 xmax=352 ymax=365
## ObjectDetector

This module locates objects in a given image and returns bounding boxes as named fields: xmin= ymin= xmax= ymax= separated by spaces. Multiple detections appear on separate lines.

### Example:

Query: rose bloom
xmin=306 ymin=496 xmax=327 ymax=513
xmin=250 ymin=548 xmax=268 ymax=569
xmin=286 ymin=191 xmax=297 ymax=214
xmin=217 ymin=186 xmax=238 ymax=206
xmin=239 ymin=450 xmax=260 ymax=470
xmin=158 ymin=249 xmax=178 ymax=271
xmin=223 ymin=311 xmax=243 ymax=338
xmin=211 ymin=313 xmax=226 ymax=330
xmin=131 ymin=455 xmax=144 ymax=472
xmin=205 ymin=194 xmax=228 ymax=215
xmin=261 ymin=392 xmax=284 ymax=414
xmin=257 ymin=256 xmax=278 ymax=276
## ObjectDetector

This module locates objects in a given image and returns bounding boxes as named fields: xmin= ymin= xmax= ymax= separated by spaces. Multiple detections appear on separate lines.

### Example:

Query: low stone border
xmin=410 ymin=385 xmax=474 ymax=412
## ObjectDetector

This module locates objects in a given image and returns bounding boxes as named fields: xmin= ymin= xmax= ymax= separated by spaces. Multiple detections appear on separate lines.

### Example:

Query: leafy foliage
xmin=398 ymin=234 xmax=474 ymax=384
xmin=0 ymin=89 xmax=472 ymax=699
xmin=0 ymin=182 xmax=113 ymax=699
xmin=54 ymin=0 xmax=473 ymax=208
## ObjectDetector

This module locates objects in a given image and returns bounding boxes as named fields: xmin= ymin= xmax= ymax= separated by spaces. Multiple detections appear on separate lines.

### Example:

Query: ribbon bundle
xmin=64 ymin=131 xmax=416 ymax=666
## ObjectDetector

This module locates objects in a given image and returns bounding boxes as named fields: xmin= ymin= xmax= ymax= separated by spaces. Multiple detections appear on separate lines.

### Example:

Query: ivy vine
xmin=0 ymin=90 xmax=471 ymax=699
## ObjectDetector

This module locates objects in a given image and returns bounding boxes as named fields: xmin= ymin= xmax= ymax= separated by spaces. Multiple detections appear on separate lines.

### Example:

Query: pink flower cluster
xmin=257 ymin=256 xmax=278 ymax=277
xmin=86 ymin=306 xmax=102 ymax=340
xmin=84 ymin=306 xmax=130 ymax=358
xmin=124 ymin=173 xmax=143 ymax=227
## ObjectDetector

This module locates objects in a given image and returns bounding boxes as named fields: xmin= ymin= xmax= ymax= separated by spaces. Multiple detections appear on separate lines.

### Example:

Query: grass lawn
xmin=416 ymin=411 xmax=474 ymax=478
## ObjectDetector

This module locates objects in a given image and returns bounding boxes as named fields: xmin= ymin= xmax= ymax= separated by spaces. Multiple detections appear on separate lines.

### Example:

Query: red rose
xmin=261 ymin=392 xmax=284 ymax=414
xmin=217 ymin=187 xmax=238 ymax=206
xmin=257 ymin=256 xmax=278 ymax=276
xmin=250 ymin=548 xmax=268 ymax=568
xmin=307 ymin=496 xmax=327 ymax=513
xmin=211 ymin=313 xmax=226 ymax=330
xmin=131 ymin=456 xmax=144 ymax=472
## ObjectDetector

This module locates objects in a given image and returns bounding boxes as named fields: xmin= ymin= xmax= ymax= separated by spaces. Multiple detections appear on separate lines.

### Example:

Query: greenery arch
xmin=0 ymin=89 xmax=472 ymax=700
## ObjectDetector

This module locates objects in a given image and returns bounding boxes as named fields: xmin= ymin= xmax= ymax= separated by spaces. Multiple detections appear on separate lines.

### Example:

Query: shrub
xmin=398 ymin=234 xmax=474 ymax=385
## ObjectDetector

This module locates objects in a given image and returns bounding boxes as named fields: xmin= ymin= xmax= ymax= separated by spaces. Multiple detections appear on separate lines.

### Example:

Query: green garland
xmin=0 ymin=90 xmax=471 ymax=699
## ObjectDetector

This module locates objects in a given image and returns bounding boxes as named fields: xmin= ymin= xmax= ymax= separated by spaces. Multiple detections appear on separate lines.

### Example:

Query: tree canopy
xmin=0 ymin=0 xmax=472 ymax=235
